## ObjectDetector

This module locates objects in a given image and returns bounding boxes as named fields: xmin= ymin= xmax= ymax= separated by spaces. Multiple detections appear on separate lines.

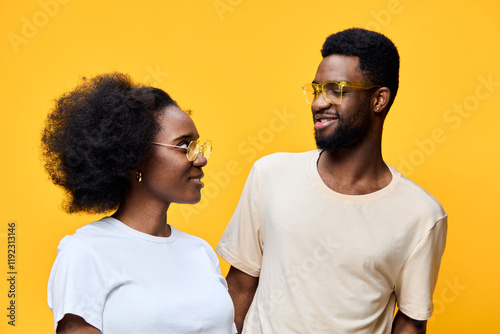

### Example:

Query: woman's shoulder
xmin=171 ymin=226 xmax=212 ymax=248
xmin=171 ymin=227 xmax=217 ymax=258
xmin=57 ymin=217 xmax=117 ymax=253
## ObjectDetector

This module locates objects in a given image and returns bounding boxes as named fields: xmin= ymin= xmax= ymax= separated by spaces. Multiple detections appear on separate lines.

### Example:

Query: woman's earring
xmin=136 ymin=171 xmax=142 ymax=182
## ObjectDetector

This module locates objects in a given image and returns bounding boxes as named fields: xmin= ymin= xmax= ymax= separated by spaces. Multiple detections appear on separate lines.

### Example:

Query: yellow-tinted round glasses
xmin=151 ymin=140 xmax=212 ymax=161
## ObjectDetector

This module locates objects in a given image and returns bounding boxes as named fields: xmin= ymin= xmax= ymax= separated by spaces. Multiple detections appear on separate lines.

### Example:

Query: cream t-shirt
xmin=216 ymin=150 xmax=447 ymax=334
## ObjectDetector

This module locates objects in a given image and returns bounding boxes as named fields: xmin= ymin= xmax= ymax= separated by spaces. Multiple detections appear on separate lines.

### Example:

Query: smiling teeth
xmin=319 ymin=119 xmax=329 ymax=122
xmin=192 ymin=178 xmax=201 ymax=182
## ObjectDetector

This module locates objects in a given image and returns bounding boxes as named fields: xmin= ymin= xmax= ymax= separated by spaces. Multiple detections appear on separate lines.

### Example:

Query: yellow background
xmin=1 ymin=0 xmax=499 ymax=332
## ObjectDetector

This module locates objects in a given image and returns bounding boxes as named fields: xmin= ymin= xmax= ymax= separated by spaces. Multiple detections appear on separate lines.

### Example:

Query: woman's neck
xmin=112 ymin=192 xmax=171 ymax=237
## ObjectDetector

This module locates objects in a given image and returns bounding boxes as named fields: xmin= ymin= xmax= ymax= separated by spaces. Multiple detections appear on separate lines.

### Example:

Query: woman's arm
xmin=57 ymin=314 xmax=101 ymax=334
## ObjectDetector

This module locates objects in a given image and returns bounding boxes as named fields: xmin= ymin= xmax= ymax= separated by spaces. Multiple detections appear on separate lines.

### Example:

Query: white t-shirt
xmin=48 ymin=217 xmax=237 ymax=334
xmin=216 ymin=150 xmax=447 ymax=334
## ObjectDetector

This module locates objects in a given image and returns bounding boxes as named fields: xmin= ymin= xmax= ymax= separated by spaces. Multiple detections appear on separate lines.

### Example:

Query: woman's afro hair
xmin=41 ymin=72 xmax=177 ymax=214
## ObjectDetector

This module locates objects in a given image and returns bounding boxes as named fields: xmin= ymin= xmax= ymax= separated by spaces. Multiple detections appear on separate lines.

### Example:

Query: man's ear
xmin=372 ymin=87 xmax=391 ymax=114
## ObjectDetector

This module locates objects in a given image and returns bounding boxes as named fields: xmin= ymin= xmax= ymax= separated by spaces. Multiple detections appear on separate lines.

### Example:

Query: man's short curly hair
xmin=321 ymin=28 xmax=400 ymax=111
xmin=41 ymin=72 xmax=177 ymax=214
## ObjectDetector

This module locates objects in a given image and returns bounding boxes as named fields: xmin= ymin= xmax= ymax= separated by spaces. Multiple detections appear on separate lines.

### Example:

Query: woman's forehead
xmin=156 ymin=105 xmax=199 ymax=142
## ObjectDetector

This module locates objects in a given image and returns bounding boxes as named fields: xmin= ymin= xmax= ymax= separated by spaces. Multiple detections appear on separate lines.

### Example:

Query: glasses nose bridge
xmin=192 ymin=144 xmax=208 ymax=165
xmin=189 ymin=140 xmax=212 ymax=161
xmin=312 ymin=83 xmax=331 ymax=105
xmin=312 ymin=83 xmax=323 ymax=98
xmin=202 ymin=140 xmax=212 ymax=156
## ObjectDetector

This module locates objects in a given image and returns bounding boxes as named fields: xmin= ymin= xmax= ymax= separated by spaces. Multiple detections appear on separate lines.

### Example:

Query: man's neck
xmin=317 ymin=142 xmax=392 ymax=195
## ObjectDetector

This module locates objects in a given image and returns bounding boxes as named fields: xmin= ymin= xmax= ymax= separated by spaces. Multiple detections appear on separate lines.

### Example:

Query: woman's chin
xmin=179 ymin=193 xmax=202 ymax=205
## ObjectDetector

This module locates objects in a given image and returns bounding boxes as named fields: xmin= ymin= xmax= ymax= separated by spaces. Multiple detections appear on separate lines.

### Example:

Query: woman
xmin=42 ymin=73 xmax=237 ymax=333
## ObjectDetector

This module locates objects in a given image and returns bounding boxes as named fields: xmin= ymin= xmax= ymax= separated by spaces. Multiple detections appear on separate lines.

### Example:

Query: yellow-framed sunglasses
xmin=302 ymin=80 xmax=381 ymax=105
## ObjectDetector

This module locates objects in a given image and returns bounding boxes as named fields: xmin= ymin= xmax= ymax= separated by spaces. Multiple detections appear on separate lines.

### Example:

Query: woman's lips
xmin=189 ymin=175 xmax=204 ymax=188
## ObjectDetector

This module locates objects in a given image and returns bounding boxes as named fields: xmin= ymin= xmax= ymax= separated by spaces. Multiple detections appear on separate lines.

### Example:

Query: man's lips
xmin=314 ymin=114 xmax=338 ymax=130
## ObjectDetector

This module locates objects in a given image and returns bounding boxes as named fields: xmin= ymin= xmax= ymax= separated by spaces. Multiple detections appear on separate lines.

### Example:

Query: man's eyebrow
xmin=312 ymin=80 xmax=347 ymax=84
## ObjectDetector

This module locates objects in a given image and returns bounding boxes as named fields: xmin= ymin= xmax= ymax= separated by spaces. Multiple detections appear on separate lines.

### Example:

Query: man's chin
xmin=315 ymin=131 xmax=333 ymax=149
xmin=315 ymin=137 xmax=333 ymax=151
xmin=315 ymin=135 xmax=354 ymax=151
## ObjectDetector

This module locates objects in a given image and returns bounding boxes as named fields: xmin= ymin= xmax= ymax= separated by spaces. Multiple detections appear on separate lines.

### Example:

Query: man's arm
xmin=226 ymin=266 xmax=259 ymax=333
xmin=391 ymin=310 xmax=427 ymax=334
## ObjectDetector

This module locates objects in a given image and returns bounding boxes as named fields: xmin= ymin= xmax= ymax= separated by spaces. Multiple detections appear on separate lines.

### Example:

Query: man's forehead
xmin=314 ymin=54 xmax=362 ymax=82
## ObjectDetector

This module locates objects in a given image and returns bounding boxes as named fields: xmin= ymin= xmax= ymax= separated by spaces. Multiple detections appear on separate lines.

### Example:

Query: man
xmin=216 ymin=28 xmax=447 ymax=334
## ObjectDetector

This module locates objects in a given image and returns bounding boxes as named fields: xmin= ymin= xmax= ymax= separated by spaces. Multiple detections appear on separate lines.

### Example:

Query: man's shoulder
xmin=390 ymin=166 xmax=446 ymax=218
xmin=254 ymin=150 xmax=317 ymax=169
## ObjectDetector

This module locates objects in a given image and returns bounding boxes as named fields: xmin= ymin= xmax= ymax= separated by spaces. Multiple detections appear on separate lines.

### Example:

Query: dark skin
xmin=56 ymin=315 xmax=100 ymax=334
xmin=227 ymin=54 xmax=427 ymax=333
xmin=392 ymin=312 xmax=427 ymax=334
xmin=226 ymin=267 xmax=259 ymax=333
xmin=312 ymin=54 xmax=391 ymax=195
xmin=56 ymin=106 xmax=208 ymax=333
xmin=314 ymin=54 xmax=425 ymax=333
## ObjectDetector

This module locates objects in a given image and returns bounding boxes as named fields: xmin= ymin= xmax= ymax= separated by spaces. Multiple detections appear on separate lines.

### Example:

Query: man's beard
xmin=315 ymin=104 xmax=372 ymax=151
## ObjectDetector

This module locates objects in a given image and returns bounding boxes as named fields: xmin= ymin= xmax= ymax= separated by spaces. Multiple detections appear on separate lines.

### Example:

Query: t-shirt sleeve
xmin=47 ymin=235 xmax=110 ymax=332
xmin=216 ymin=164 xmax=263 ymax=277
xmin=395 ymin=216 xmax=448 ymax=321
xmin=202 ymin=239 xmax=223 ymax=275
xmin=200 ymin=238 xmax=239 ymax=334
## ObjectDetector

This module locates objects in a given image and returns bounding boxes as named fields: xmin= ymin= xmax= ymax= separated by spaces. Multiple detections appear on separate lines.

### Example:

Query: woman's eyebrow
xmin=172 ymin=134 xmax=195 ymax=141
